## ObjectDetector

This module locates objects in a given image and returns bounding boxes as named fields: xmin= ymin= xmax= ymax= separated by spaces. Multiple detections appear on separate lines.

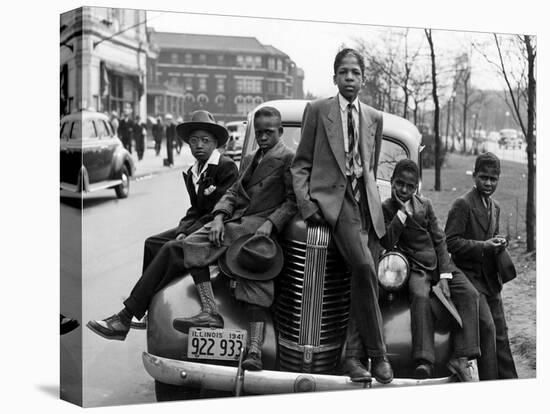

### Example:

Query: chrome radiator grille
xmin=275 ymin=225 xmax=351 ymax=374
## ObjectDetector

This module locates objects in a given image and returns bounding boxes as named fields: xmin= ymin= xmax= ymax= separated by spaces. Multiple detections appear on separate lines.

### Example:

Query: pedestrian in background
xmin=165 ymin=113 xmax=175 ymax=166
xmin=118 ymin=112 xmax=133 ymax=154
xmin=175 ymin=116 xmax=184 ymax=154
xmin=110 ymin=111 xmax=119 ymax=135
xmin=134 ymin=115 xmax=146 ymax=161
xmin=152 ymin=116 xmax=163 ymax=156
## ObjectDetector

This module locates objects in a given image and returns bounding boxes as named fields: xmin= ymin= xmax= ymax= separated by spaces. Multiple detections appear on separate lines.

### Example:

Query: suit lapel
xmin=322 ymin=96 xmax=346 ymax=177
xmin=182 ymin=167 xmax=197 ymax=206
xmin=358 ymin=102 xmax=375 ymax=172
xmin=472 ymin=189 xmax=490 ymax=234
xmin=407 ymin=195 xmax=427 ymax=230
xmin=247 ymin=141 xmax=284 ymax=187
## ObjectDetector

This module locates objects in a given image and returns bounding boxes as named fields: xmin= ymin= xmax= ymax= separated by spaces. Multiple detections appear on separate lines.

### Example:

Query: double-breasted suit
xmin=381 ymin=195 xmax=480 ymax=363
xmin=291 ymin=96 xmax=387 ymax=358
xmin=182 ymin=139 xmax=297 ymax=306
xmin=445 ymin=188 xmax=518 ymax=380
xmin=124 ymin=154 xmax=238 ymax=319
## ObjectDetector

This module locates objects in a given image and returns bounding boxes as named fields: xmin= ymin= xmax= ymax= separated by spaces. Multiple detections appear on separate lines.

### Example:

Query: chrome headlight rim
xmin=377 ymin=250 xmax=410 ymax=292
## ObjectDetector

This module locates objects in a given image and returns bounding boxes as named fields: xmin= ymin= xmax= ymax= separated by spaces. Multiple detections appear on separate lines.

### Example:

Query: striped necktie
xmin=347 ymin=103 xmax=361 ymax=203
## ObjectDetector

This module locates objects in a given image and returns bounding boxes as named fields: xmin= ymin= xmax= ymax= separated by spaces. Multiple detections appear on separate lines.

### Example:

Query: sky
xmin=146 ymin=10 xmax=519 ymax=99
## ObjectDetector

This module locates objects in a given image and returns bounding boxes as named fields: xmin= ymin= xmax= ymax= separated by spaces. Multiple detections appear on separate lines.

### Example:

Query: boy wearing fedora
xmin=172 ymin=106 xmax=297 ymax=370
xmin=379 ymin=159 xmax=480 ymax=381
xmin=87 ymin=111 xmax=238 ymax=341
xmin=445 ymin=152 xmax=518 ymax=380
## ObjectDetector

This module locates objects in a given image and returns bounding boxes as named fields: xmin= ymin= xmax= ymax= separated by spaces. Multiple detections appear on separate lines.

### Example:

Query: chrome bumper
xmin=142 ymin=352 xmax=454 ymax=395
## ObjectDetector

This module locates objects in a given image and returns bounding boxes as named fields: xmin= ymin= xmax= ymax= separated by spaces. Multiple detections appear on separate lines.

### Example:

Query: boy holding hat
xmin=172 ymin=106 xmax=297 ymax=371
xmin=445 ymin=152 xmax=518 ymax=380
xmin=87 ymin=110 xmax=238 ymax=341
xmin=379 ymin=159 xmax=480 ymax=381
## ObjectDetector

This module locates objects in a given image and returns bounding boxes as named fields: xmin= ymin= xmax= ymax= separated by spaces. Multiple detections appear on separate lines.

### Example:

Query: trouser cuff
xmin=453 ymin=346 xmax=480 ymax=360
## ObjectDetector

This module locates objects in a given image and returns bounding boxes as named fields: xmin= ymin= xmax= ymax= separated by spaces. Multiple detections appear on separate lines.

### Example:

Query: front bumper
xmin=142 ymin=352 xmax=454 ymax=395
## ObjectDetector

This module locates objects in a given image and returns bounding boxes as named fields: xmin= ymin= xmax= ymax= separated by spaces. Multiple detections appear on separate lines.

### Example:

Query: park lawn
xmin=420 ymin=153 xmax=536 ymax=379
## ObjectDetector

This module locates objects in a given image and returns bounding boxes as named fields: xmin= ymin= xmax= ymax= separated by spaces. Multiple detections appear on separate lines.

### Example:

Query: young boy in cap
xmin=380 ymin=159 xmax=480 ymax=381
xmin=291 ymin=48 xmax=392 ymax=383
xmin=172 ymin=106 xmax=297 ymax=370
xmin=87 ymin=110 xmax=238 ymax=341
xmin=445 ymin=152 xmax=518 ymax=380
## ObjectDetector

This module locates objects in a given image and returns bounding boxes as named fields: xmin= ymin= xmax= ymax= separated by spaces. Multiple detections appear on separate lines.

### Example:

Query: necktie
xmin=347 ymin=103 xmax=361 ymax=203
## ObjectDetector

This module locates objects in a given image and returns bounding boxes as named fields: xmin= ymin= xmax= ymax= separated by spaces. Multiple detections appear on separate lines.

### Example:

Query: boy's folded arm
xmin=380 ymin=209 xmax=406 ymax=250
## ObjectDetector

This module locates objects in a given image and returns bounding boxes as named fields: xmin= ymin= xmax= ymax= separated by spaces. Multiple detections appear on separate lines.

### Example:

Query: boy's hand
xmin=436 ymin=278 xmax=451 ymax=298
xmin=209 ymin=215 xmax=225 ymax=247
xmin=255 ymin=220 xmax=273 ymax=237
xmin=484 ymin=238 xmax=505 ymax=254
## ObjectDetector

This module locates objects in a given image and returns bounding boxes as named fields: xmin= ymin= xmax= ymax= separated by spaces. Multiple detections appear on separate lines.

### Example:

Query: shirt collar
xmin=338 ymin=93 xmax=360 ymax=113
xmin=192 ymin=149 xmax=221 ymax=178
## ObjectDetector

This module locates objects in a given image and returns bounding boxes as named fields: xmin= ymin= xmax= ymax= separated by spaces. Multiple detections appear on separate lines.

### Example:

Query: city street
xmin=61 ymin=167 xmax=193 ymax=407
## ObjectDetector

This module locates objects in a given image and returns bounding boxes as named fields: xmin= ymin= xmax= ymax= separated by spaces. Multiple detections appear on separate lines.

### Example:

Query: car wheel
xmin=115 ymin=165 xmax=130 ymax=199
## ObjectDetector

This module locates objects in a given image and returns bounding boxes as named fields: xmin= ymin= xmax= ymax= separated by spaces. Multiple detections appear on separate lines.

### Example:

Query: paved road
xmin=61 ymin=169 xmax=192 ymax=407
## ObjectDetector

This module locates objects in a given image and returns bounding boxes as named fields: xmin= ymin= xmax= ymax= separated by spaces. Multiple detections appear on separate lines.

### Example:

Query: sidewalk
xmin=130 ymin=142 xmax=195 ymax=179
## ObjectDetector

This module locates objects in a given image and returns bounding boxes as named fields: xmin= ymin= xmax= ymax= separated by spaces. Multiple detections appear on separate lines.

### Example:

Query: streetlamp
xmin=505 ymin=111 xmax=510 ymax=128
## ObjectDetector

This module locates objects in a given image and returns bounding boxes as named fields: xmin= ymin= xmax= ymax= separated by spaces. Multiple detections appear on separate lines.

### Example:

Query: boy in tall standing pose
xmin=445 ymin=152 xmax=518 ymax=380
xmin=291 ymin=48 xmax=393 ymax=384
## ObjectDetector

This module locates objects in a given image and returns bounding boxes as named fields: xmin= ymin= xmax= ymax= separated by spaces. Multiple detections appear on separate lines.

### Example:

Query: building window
xmin=267 ymin=81 xmax=275 ymax=94
xmin=199 ymin=54 xmax=207 ymax=65
xmin=170 ymin=77 xmax=178 ymax=87
xmin=236 ymin=77 xmax=262 ymax=94
xmin=253 ymin=96 xmax=263 ymax=106
xmin=216 ymin=78 xmax=225 ymax=93
xmin=184 ymin=93 xmax=195 ymax=104
xmin=277 ymin=81 xmax=284 ymax=95
xmin=254 ymin=56 xmax=262 ymax=68
xmin=268 ymin=58 xmax=275 ymax=71
xmin=277 ymin=59 xmax=283 ymax=72
xmin=197 ymin=94 xmax=209 ymax=107
xmin=171 ymin=53 xmax=178 ymax=64
xmin=198 ymin=77 xmax=208 ymax=91
xmin=184 ymin=77 xmax=193 ymax=91
xmin=236 ymin=55 xmax=244 ymax=67
xmin=215 ymin=94 xmax=226 ymax=107
xmin=184 ymin=53 xmax=192 ymax=65
xmin=217 ymin=55 xmax=225 ymax=65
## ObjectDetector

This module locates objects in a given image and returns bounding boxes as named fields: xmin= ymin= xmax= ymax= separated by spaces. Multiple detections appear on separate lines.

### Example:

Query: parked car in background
xmin=141 ymin=100 xmax=459 ymax=401
xmin=224 ymin=120 xmax=246 ymax=162
xmin=60 ymin=110 xmax=135 ymax=199
xmin=499 ymin=129 xmax=522 ymax=150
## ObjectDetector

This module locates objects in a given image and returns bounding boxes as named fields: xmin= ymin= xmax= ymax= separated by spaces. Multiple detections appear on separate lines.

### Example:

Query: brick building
xmin=147 ymin=31 xmax=305 ymax=123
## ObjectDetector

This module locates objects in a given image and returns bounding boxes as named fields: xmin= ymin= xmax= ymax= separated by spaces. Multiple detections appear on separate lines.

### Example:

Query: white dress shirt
xmin=190 ymin=149 xmax=221 ymax=194
xmin=338 ymin=93 xmax=362 ymax=177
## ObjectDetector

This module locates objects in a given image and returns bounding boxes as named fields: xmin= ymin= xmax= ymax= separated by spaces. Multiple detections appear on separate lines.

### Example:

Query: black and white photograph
xmin=57 ymin=3 xmax=539 ymax=408
xmin=5 ymin=1 xmax=545 ymax=413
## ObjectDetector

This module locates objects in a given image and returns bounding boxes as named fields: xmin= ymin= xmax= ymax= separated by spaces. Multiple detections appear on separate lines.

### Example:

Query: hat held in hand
xmin=221 ymin=234 xmax=284 ymax=281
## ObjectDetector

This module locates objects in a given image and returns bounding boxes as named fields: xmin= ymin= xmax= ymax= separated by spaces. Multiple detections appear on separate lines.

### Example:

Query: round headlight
xmin=377 ymin=251 xmax=410 ymax=291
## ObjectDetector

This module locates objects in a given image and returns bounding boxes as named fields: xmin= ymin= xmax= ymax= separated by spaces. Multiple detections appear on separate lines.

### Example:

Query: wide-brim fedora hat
xmin=176 ymin=110 xmax=228 ymax=147
xmin=220 ymin=234 xmax=284 ymax=281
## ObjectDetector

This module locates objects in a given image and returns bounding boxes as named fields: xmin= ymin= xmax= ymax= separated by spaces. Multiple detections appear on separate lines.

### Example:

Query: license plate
xmin=187 ymin=328 xmax=247 ymax=361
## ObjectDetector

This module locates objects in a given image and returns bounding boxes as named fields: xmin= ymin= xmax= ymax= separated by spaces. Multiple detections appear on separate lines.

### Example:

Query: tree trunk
xmin=462 ymin=72 xmax=470 ymax=153
xmin=525 ymin=35 xmax=536 ymax=252
xmin=425 ymin=29 xmax=441 ymax=191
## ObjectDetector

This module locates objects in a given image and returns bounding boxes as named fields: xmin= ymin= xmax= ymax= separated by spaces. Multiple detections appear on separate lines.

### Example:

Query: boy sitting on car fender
xmin=380 ymin=159 xmax=480 ymax=381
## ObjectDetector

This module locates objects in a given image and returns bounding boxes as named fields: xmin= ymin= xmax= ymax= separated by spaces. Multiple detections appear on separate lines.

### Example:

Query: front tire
xmin=115 ymin=165 xmax=130 ymax=198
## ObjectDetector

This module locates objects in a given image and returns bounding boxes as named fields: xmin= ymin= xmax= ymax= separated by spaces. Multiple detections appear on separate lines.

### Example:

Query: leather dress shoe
xmin=447 ymin=357 xmax=474 ymax=382
xmin=341 ymin=357 xmax=372 ymax=382
xmin=87 ymin=314 xmax=130 ymax=341
xmin=414 ymin=361 xmax=433 ymax=379
xmin=60 ymin=314 xmax=80 ymax=335
xmin=372 ymin=355 xmax=394 ymax=384
xmin=173 ymin=311 xmax=224 ymax=334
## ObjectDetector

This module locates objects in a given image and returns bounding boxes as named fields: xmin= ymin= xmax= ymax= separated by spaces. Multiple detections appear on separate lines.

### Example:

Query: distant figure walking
xmin=152 ymin=116 xmax=163 ymax=156
xmin=164 ymin=114 xmax=175 ymax=166
xmin=134 ymin=115 xmax=146 ymax=161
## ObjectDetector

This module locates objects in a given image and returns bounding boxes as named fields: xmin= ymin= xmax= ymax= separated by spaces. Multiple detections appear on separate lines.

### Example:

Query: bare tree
xmin=478 ymin=34 xmax=536 ymax=252
xmin=425 ymin=29 xmax=441 ymax=191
